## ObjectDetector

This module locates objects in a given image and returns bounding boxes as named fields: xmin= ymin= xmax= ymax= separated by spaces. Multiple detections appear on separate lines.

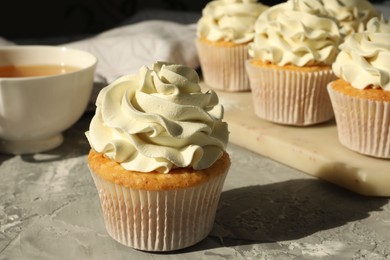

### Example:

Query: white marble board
xmin=201 ymin=83 xmax=390 ymax=197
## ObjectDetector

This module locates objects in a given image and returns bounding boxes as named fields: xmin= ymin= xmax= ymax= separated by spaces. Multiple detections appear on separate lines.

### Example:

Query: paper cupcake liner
xmin=196 ymin=39 xmax=250 ymax=92
xmin=89 ymin=169 xmax=228 ymax=251
xmin=327 ymin=83 xmax=390 ymax=158
xmin=246 ymin=61 xmax=336 ymax=126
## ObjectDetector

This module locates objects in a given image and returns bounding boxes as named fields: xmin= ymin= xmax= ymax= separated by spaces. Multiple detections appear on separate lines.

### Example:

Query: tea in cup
xmin=0 ymin=45 xmax=97 ymax=154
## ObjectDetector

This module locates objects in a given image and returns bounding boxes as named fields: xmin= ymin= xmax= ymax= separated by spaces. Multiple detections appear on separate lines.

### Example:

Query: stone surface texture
xmin=1 ymin=112 xmax=389 ymax=260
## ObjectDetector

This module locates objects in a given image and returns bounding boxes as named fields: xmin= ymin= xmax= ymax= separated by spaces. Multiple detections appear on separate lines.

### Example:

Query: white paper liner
xmin=245 ymin=61 xmax=336 ymax=126
xmin=327 ymin=83 xmax=390 ymax=158
xmin=89 ymin=169 xmax=228 ymax=251
xmin=196 ymin=40 xmax=250 ymax=92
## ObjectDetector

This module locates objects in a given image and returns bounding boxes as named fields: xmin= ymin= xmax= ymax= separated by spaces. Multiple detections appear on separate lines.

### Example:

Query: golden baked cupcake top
xmin=249 ymin=59 xmax=331 ymax=72
xmin=332 ymin=17 xmax=390 ymax=92
xmin=330 ymin=78 xmax=390 ymax=101
xmin=88 ymin=149 xmax=230 ymax=190
xmin=86 ymin=62 xmax=229 ymax=174
xmin=197 ymin=0 xmax=268 ymax=44
xmin=248 ymin=0 xmax=341 ymax=67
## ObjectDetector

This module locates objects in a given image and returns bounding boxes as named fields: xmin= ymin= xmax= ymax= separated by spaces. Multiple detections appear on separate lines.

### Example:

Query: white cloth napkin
xmin=0 ymin=38 xmax=14 ymax=46
xmin=63 ymin=20 xmax=199 ymax=84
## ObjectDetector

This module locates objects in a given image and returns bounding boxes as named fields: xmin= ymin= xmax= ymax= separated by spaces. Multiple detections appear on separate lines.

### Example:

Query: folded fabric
xmin=0 ymin=38 xmax=14 ymax=46
xmin=63 ymin=20 xmax=199 ymax=84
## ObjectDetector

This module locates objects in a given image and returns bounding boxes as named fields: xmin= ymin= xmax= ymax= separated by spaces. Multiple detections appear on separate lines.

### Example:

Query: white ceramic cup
xmin=0 ymin=45 xmax=97 ymax=154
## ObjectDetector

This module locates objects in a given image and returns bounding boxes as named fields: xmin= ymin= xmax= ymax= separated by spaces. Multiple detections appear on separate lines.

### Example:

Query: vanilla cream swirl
xmin=86 ymin=62 xmax=229 ymax=173
xmin=332 ymin=17 xmax=390 ymax=90
xmin=248 ymin=0 xmax=341 ymax=66
xmin=323 ymin=0 xmax=379 ymax=36
xmin=197 ymin=0 xmax=268 ymax=44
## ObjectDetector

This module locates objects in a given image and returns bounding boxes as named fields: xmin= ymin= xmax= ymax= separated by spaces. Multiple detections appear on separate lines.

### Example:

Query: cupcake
xmin=327 ymin=17 xmax=390 ymax=158
xmin=196 ymin=0 xmax=268 ymax=92
xmin=246 ymin=0 xmax=341 ymax=126
xmin=85 ymin=62 xmax=230 ymax=251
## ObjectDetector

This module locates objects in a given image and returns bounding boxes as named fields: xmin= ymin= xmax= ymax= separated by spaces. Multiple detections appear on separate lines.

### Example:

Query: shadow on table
xmin=18 ymin=112 xmax=94 ymax=163
xmin=172 ymin=178 xmax=388 ymax=254
xmin=214 ymin=179 xmax=388 ymax=241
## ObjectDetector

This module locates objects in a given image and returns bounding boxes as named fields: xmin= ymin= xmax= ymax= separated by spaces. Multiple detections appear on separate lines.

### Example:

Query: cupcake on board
xmin=196 ymin=0 xmax=268 ymax=92
xmin=86 ymin=62 xmax=231 ymax=251
xmin=246 ymin=0 xmax=341 ymax=126
xmin=328 ymin=17 xmax=390 ymax=159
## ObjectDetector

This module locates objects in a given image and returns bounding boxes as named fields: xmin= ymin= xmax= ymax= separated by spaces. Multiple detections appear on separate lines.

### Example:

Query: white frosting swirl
xmin=291 ymin=0 xmax=379 ymax=35
xmin=322 ymin=0 xmax=379 ymax=36
xmin=197 ymin=0 xmax=268 ymax=44
xmin=332 ymin=17 xmax=390 ymax=90
xmin=248 ymin=0 xmax=341 ymax=66
xmin=86 ymin=62 xmax=229 ymax=173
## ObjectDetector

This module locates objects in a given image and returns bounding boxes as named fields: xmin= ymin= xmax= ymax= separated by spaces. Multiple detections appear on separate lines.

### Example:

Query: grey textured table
xmin=1 ymin=111 xmax=389 ymax=260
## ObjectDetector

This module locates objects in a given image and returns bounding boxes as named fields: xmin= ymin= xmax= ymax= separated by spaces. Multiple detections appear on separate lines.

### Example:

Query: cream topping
xmin=290 ymin=0 xmax=379 ymax=35
xmin=197 ymin=0 xmax=268 ymax=44
xmin=332 ymin=17 xmax=390 ymax=90
xmin=86 ymin=62 xmax=229 ymax=173
xmin=248 ymin=0 xmax=341 ymax=66
xmin=323 ymin=0 xmax=379 ymax=36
